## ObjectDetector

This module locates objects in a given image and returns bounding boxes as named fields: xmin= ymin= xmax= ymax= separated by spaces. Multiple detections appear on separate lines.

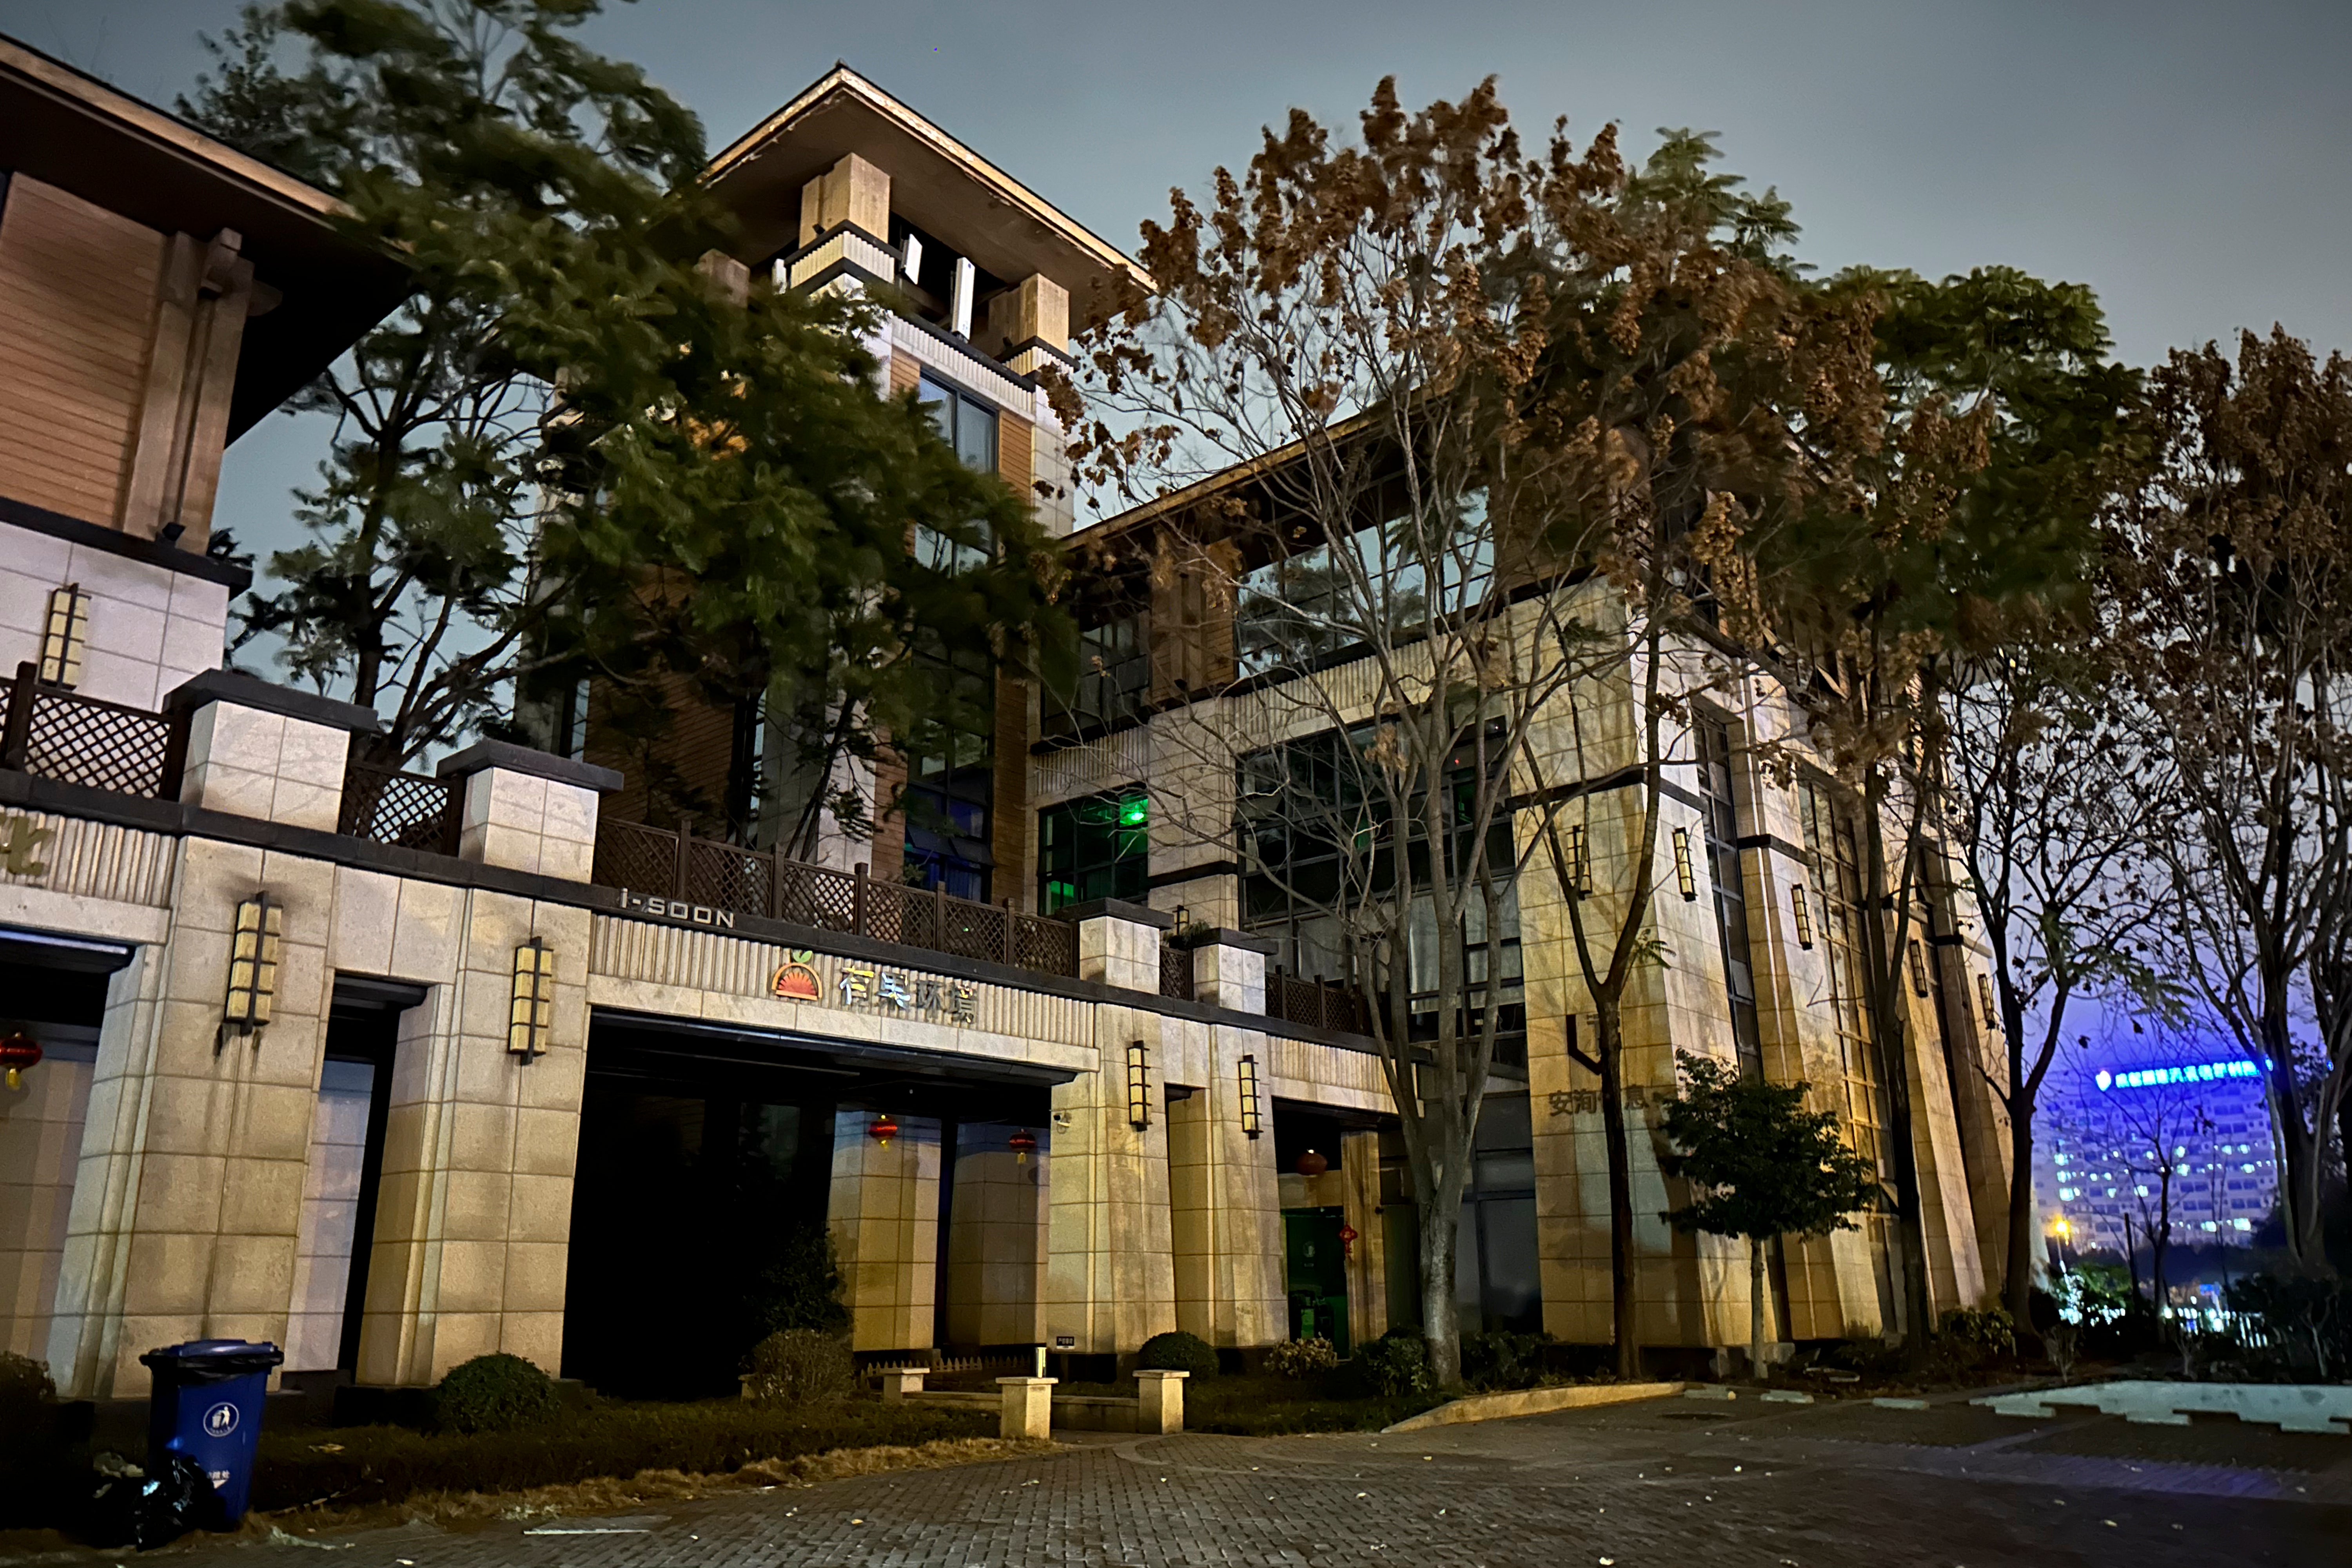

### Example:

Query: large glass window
xmin=1044 ymin=611 xmax=1149 ymax=740
xmin=915 ymin=374 xmax=999 ymax=574
xmin=1038 ymin=788 xmax=1149 ymax=913
xmin=1695 ymin=715 xmax=1762 ymax=1075
xmin=903 ymin=641 xmax=995 ymax=901
xmin=1234 ymin=495 xmax=1494 ymax=677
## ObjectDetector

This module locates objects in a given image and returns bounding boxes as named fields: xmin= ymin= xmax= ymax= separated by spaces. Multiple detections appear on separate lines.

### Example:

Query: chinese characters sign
xmin=1548 ymin=1086 xmax=1653 ymax=1116
xmin=768 ymin=948 xmax=979 ymax=1026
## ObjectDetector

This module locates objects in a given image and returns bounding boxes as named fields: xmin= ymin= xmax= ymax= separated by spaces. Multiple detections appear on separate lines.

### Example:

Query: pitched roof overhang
xmin=0 ymin=36 xmax=411 ymax=440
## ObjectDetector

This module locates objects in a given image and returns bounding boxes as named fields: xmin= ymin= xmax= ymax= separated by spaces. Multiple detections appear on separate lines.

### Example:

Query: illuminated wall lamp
xmin=1567 ymin=823 xmax=1592 ymax=898
xmin=1238 ymin=1053 xmax=1262 ymax=1138
xmin=1977 ymin=971 xmax=2000 ymax=1032
xmin=1672 ymin=827 xmax=1697 ymax=900
xmin=1126 ymin=1040 xmax=1152 ymax=1131
xmin=1907 ymin=939 xmax=1931 ymax=998
xmin=220 ymin=893 xmax=283 ymax=1045
xmin=508 ymin=937 xmax=556 ymax=1062
xmin=1789 ymin=884 xmax=1814 ymax=949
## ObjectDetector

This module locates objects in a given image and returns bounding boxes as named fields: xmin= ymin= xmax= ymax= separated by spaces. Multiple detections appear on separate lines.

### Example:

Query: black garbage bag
xmin=83 ymin=1451 xmax=224 ymax=1550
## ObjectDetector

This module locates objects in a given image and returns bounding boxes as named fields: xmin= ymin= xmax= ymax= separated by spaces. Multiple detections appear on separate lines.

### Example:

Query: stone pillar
xmin=1339 ymin=1128 xmax=1388 ymax=1347
xmin=1165 ymin=1022 xmax=1284 ymax=1352
xmin=799 ymin=153 xmax=889 ymax=247
xmin=1190 ymin=929 xmax=1272 ymax=1014
xmin=435 ymin=741 xmax=620 ymax=882
xmin=353 ymin=889 xmax=591 ymax=1385
xmin=878 ymin=1367 xmax=927 ymax=1402
xmin=941 ymin=1123 xmax=1047 ymax=1349
xmin=828 ymin=1111 xmax=942 ymax=1357
xmin=166 ymin=671 xmax=379 ymax=830
xmin=1044 ymin=1007 xmax=1177 ymax=1359
xmin=998 ymin=274 xmax=1070 ymax=376
xmin=1069 ymin=900 xmax=1169 ymax=994
xmin=1134 ymin=1368 xmax=1186 ymax=1433
xmin=997 ymin=1375 xmax=1055 ymax=1440
xmin=45 ymin=840 xmax=341 ymax=1398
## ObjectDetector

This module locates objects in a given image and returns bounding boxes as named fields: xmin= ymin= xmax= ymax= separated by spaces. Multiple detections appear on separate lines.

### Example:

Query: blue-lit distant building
xmin=2036 ymin=1053 xmax=2276 ymax=1253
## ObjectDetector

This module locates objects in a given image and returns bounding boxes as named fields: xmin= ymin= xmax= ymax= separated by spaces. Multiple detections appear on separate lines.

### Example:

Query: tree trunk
xmin=1749 ymin=1236 xmax=1769 ymax=1384
xmin=1599 ymin=1009 xmax=1641 ymax=1379
xmin=1419 ymin=1192 xmax=1463 ymax=1388
xmin=2002 ymin=1095 xmax=2038 ymax=1328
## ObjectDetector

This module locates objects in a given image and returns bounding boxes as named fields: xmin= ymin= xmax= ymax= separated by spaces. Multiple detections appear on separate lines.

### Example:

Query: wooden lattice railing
xmin=0 ymin=662 xmax=178 ymax=798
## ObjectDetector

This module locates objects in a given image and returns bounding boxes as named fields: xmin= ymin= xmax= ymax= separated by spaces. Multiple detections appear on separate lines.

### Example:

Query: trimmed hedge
xmin=1134 ymin=1331 xmax=1219 ymax=1379
xmin=434 ymin=1353 xmax=562 ymax=1434
xmin=252 ymin=1399 xmax=990 ymax=1512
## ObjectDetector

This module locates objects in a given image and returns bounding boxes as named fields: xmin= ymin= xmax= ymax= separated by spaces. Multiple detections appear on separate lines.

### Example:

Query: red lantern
xmin=1296 ymin=1149 xmax=1328 ymax=1177
xmin=0 ymin=1032 xmax=39 ymax=1092
xmin=1008 ymin=1128 xmax=1038 ymax=1165
xmin=1338 ymin=1223 xmax=1359 ymax=1259
xmin=869 ymin=1115 xmax=900 ymax=1148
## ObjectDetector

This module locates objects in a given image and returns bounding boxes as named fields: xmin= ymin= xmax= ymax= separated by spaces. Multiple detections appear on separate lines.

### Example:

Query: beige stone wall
xmin=940 ymin=1124 xmax=1047 ymax=1348
xmin=1044 ymin=1003 xmax=1176 ymax=1356
xmin=0 ymin=1037 xmax=95 ymax=1359
xmin=1164 ymin=1022 xmax=1284 ymax=1350
xmin=829 ymin=1111 xmax=942 ymax=1355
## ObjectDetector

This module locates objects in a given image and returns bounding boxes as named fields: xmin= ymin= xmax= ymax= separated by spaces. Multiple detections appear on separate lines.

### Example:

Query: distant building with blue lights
xmin=2037 ymin=1052 xmax=2277 ymax=1254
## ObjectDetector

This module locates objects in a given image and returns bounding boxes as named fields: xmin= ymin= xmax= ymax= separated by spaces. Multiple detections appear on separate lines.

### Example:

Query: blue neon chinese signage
xmin=2093 ymin=1060 xmax=2259 ymax=1091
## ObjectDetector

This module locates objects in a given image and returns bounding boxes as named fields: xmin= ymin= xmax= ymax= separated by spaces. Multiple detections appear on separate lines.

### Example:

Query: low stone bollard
xmin=998 ymin=1376 xmax=1057 ymax=1440
xmin=879 ymin=1368 xmax=927 ymax=1403
xmin=1134 ymin=1369 xmax=1187 ymax=1434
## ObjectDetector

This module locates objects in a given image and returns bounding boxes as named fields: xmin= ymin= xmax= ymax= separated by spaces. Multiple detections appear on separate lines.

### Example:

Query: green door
xmin=1283 ymin=1207 xmax=1350 ymax=1356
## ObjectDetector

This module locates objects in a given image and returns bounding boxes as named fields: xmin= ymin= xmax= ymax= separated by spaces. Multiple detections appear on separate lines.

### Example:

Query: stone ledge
xmin=1381 ymin=1380 xmax=1686 ymax=1432
xmin=436 ymin=739 xmax=623 ymax=794
xmin=1182 ymin=927 xmax=1278 ymax=955
xmin=164 ymin=669 xmax=381 ymax=733
xmin=1060 ymin=898 xmax=1174 ymax=929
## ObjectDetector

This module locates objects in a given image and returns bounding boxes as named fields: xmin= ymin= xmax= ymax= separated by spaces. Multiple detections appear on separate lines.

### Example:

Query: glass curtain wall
xmin=1695 ymin=715 xmax=1763 ymax=1075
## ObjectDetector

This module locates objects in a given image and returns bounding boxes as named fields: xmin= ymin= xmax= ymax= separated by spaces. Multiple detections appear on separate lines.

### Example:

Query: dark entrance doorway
xmin=1283 ymin=1208 xmax=1350 ymax=1353
xmin=564 ymin=1012 xmax=1064 ymax=1399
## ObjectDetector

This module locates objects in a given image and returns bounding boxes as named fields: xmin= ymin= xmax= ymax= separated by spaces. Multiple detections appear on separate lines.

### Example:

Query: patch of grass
xmin=252 ymin=1397 xmax=993 ymax=1513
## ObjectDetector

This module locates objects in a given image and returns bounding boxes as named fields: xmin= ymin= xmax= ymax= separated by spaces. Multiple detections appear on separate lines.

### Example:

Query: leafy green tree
xmin=186 ymin=1 xmax=1061 ymax=832
xmin=1659 ymin=1051 xmax=1883 ymax=1380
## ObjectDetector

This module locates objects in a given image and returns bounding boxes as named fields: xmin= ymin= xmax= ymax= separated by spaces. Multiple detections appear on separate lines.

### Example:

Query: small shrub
xmin=1136 ymin=1331 xmax=1219 ymax=1379
xmin=743 ymin=1330 xmax=855 ymax=1405
xmin=1262 ymin=1338 xmax=1340 ymax=1379
xmin=742 ymin=1222 xmax=851 ymax=1343
xmin=1354 ymin=1330 xmax=1432 ymax=1398
xmin=1936 ymin=1306 xmax=2017 ymax=1363
xmin=434 ymin=1353 xmax=561 ymax=1434
xmin=2226 ymin=1272 xmax=2352 ymax=1382
xmin=1461 ymin=1330 xmax=1548 ymax=1391
xmin=0 ymin=1350 xmax=53 ymax=1411
xmin=1826 ymin=1336 xmax=1905 ymax=1377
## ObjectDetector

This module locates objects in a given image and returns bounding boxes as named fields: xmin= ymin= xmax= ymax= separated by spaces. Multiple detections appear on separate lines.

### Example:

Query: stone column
xmin=1165 ymin=1018 xmax=1284 ymax=1353
xmin=1069 ymin=899 xmax=1169 ymax=994
xmin=352 ymin=888 xmax=591 ymax=1385
xmin=435 ymin=740 xmax=620 ymax=882
xmin=1044 ymin=1005 xmax=1177 ymax=1360
xmin=1339 ymin=1128 xmax=1388 ymax=1347
xmin=166 ymin=670 xmax=379 ymax=829
xmin=828 ymin=1111 xmax=942 ymax=1357
xmin=1189 ymin=928 xmax=1271 ymax=1014
xmin=1134 ymin=1367 xmax=1186 ymax=1433
xmin=941 ymin=1123 xmax=1047 ymax=1350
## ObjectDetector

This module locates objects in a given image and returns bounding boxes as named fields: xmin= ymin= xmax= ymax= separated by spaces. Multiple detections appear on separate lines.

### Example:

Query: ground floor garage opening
xmin=563 ymin=1013 xmax=1063 ymax=1398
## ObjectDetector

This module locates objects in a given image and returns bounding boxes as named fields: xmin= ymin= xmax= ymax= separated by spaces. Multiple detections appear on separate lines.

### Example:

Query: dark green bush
xmin=2225 ymin=1273 xmax=2352 ymax=1382
xmin=251 ymin=1401 xmax=990 ymax=1512
xmin=1460 ymin=1330 xmax=1548 ymax=1391
xmin=1262 ymin=1338 xmax=1340 ymax=1379
xmin=433 ymin=1352 xmax=562 ymax=1434
xmin=1354 ymin=1330 xmax=1432 ymax=1398
xmin=742 ymin=1330 xmax=855 ymax=1405
xmin=0 ymin=1352 xmax=78 ymax=1529
xmin=742 ymin=1221 xmax=851 ymax=1343
xmin=1933 ymin=1306 xmax=2016 ymax=1369
xmin=1136 ymin=1330 xmax=1219 ymax=1379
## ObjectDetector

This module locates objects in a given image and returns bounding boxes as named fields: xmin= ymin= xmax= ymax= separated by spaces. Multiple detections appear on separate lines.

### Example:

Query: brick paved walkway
xmin=133 ymin=1394 xmax=2352 ymax=1567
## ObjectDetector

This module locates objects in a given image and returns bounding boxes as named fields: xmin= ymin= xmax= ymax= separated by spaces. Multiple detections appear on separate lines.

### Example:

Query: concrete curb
xmin=1381 ymin=1381 xmax=1686 ymax=1432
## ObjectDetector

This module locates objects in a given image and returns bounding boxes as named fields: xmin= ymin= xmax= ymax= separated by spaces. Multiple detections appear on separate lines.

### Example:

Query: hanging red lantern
xmin=868 ymin=1114 xmax=900 ymax=1148
xmin=1338 ymin=1223 xmax=1359 ymax=1259
xmin=1008 ymin=1128 xmax=1038 ymax=1165
xmin=1296 ymin=1149 xmax=1328 ymax=1177
xmin=0 ymin=1032 xmax=40 ymax=1091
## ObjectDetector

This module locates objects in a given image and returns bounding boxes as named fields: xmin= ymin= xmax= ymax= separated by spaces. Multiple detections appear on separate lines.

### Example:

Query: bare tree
xmin=2115 ymin=330 xmax=2352 ymax=1274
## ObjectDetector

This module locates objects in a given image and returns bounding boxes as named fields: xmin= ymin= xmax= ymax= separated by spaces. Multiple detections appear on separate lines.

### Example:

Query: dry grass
xmin=250 ymin=1437 xmax=1059 ymax=1537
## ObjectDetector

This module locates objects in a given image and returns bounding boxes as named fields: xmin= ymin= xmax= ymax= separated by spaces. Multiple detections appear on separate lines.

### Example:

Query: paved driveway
xmin=126 ymin=1393 xmax=2352 ymax=1567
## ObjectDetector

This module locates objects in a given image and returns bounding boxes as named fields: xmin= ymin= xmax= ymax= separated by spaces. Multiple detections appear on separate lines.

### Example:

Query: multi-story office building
xmin=2038 ymin=1053 xmax=2277 ymax=1253
xmin=0 ymin=48 xmax=2015 ymax=1401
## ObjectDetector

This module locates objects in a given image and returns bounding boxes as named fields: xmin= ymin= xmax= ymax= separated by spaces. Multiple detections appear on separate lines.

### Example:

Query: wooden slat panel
xmin=998 ymin=409 xmax=1033 ymax=503
xmin=0 ymin=177 xmax=163 ymax=524
xmin=889 ymin=349 xmax=920 ymax=398
xmin=992 ymin=673 xmax=1032 ymax=909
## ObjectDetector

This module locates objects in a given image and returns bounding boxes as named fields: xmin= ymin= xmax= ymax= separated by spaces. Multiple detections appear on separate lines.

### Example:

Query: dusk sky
xmin=5 ymin=0 xmax=2348 ymax=590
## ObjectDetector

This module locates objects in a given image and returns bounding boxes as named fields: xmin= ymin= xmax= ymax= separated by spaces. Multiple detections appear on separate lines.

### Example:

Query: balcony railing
xmin=1159 ymin=940 xmax=1194 ymax=1001
xmin=338 ymin=761 xmax=463 ymax=855
xmin=593 ymin=818 xmax=1080 ymax=979
xmin=1265 ymin=969 xmax=1370 ymax=1035
xmin=0 ymin=662 xmax=178 ymax=799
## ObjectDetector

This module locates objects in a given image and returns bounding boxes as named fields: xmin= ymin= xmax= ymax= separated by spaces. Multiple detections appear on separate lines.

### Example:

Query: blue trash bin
xmin=140 ymin=1339 xmax=284 ymax=1524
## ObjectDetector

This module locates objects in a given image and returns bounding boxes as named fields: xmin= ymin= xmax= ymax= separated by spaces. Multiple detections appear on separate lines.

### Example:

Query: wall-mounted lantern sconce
xmin=1907 ymin=939 xmax=1931 ymax=998
xmin=221 ymin=893 xmax=282 ymax=1044
xmin=1672 ymin=828 xmax=1697 ymax=900
xmin=1567 ymin=824 xmax=1592 ymax=898
xmin=508 ymin=937 xmax=555 ymax=1061
xmin=1238 ymin=1053 xmax=1262 ymax=1138
xmin=1977 ymin=972 xmax=2000 ymax=1031
xmin=1126 ymin=1040 xmax=1152 ymax=1131
xmin=1790 ymin=885 xmax=1814 ymax=949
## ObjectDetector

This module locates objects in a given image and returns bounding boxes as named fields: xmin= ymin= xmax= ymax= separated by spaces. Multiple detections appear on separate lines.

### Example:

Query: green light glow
xmin=1120 ymin=797 xmax=1149 ymax=828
